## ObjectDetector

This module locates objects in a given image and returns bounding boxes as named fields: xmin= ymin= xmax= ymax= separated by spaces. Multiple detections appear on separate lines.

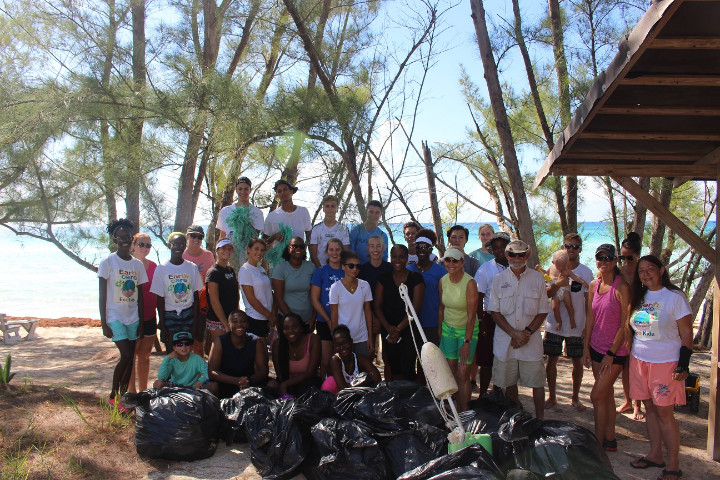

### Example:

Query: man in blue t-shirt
xmin=349 ymin=200 xmax=389 ymax=264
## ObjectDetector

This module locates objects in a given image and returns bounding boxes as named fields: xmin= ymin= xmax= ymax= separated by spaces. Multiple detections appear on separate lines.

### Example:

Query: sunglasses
xmin=134 ymin=242 xmax=152 ymax=248
xmin=617 ymin=255 xmax=636 ymax=262
xmin=445 ymin=258 xmax=462 ymax=263
xmin=595 ymin=255 xmax=615 ymax=262
xmin=290 ymin=244 xmax=307 ymax=249
xmin=173 ymin=341 xmax=193 ymax=347
xmin=188 ymin=233 xmax=204 ymax=240
xmin=416 ymin=243 xmax=433 ymax=250
xmin=506 ymin=251 xmax=527 ymax=258
xmin=344 ymin=263 xmax=362 ymax=269
xmin=563 ymin=243 xmax=581 ymax=250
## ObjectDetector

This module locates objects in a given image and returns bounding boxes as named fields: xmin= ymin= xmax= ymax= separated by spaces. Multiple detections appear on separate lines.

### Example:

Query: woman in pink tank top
xmin=271 ymin=313 xmax=321 ymax=397
xmin=583 ymin=244 xmax=631 ymax=452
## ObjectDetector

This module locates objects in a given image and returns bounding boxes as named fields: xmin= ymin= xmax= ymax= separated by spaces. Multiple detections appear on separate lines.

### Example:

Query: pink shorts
xmin=629 ymin=354 xmax=685 ymax=406
xmin=321 ymin=376 xmax=340 ymax=395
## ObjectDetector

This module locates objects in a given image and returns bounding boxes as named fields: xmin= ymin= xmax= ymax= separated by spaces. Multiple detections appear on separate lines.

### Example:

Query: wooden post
xmin=422 ymin=141 xmax=445 ymax=255
xmin=710 ymin=170 xmax=720 ymax=460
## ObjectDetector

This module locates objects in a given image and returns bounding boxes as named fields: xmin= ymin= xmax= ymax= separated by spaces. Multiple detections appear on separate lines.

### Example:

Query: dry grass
xmin=0 ymin=383 xmax=161 ymax=480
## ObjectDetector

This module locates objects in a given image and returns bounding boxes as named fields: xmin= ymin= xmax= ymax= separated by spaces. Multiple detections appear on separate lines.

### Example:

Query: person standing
xmin=468 ymin=223 xmax=495 ymax=264
xmin=238 ymin=238 xmax=274 ymax=337
xmin=127 ymin=232 xmax=157 ymax=393
xmin=216 ymin=176 xmax=265 ymax=267
xmin=583 ymin=244 xmax=631 ymax=452
xmin=473 ymin=231 xmax=511 ymax=396
xmin=543 ymin=233 xmax=594 ymax=412
xmin=487 ymin=240 xmax=549 ymax=419
xmin=204 ymin=238 xmax=240 ymax=351
xmin=264 ymin=179 xmax=312 ymax=244
xmin=309 ymin=195 xmax=350 ymax=267
xmin=628 ymin=256 xmax=692 ymax=480
xmin=98 ymin=219 xmax=148 ymax=411
xmin=443 ymin=225 xmax=481 ymax=277
xmin=617 ymin=231 xmax=644 ymax=420
xmin=438 ymin=248 xmax=479 ymax=412
xmin=406 ymin=229 xmax=446 ymax=345
xmin=271 ymin=237 xmax=315 ymax=324
xmin=151 ymin=232 xmax=203 ymax=353
xmin=183 ymin=225 xmax=216 ymax=281
xmin=329 ymin=251 xmax=374 ymax=357
xmin=349 ymin=200 xmax=389 ymax=264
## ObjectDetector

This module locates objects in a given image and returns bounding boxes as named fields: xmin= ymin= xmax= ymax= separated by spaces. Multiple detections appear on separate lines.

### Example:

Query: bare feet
xmin=571 ymin=399 xmax=587 ymax=412
xmin=617 ymin=400 xmax=632 ymax=414
xmin=633 ymin=406 xmax=645 ymax=420
xmin=545 ymin=397 xmax=557 ymax=409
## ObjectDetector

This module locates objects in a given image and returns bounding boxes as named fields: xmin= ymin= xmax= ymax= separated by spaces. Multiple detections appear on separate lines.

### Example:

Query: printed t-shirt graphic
xmin=631 ymin=301 xmax=660 ymax=339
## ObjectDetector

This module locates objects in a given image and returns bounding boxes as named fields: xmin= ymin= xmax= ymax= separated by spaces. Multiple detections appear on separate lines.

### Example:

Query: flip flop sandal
xmin=630 ymin=457 xmax=666 ymax=469
xmin=657 ymin=469 xmax=682 ymax=480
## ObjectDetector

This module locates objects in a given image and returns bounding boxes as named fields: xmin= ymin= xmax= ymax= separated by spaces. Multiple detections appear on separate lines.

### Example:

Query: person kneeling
xmin=154 ymin=332 xmax=218 ymax=396
xmin=208 ymin=310 xmax=275 ymax=398
xmin=321 ymin=325 xmax=381 ymax=394
xmin=272 ymin=313 xmax=322 ymax=397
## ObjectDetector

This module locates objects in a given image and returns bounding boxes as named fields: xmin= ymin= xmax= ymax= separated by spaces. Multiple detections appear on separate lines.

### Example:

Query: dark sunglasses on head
xmin=344 ymin=263 xmax=362 ymax=269
xmin=506 ymin=251 xmax=527 ymax=258
xmin=134 ymin=242 xmax=152 ymax=248
xmin=596 ymin=255 xmax=614 ymax=262
xmin=445 ymin=258 xmax=462 ymax=263
xmin=290 ymin=244 xmax=306 ymax=249
xmin=563 ymin=243 xmax=581 ymax=250
xmin=617 ymin=255 xmax=635 ymax=262
xmin=188 ymin=233 xmax=204 ymax=240
xmin=173 ymin=341 xmax=193 ymax=347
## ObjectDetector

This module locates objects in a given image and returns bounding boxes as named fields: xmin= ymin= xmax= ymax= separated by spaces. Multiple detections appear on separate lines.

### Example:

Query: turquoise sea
xmin=0 ymin=221 xmax=618 ymax=319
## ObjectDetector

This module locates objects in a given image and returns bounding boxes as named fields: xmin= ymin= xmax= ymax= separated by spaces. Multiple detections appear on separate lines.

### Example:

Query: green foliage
xmin=0 ymin=354 xmax=17 ymax=386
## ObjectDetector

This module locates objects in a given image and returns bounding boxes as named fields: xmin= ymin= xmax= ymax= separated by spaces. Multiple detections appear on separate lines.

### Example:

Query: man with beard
xmin=473 ymin=232 xmax=511 ymax=396
xmin=487 ymin=240 xmax=549 ymax=418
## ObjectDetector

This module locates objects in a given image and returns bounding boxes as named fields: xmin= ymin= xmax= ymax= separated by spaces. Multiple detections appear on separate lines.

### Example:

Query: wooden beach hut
xmin=533 ymin=0 xmax=720 ymax=460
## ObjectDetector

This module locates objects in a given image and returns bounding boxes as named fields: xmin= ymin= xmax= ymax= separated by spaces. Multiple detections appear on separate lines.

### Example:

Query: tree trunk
xmin=126 ymin=0 xmax=145 ymax=229
xmin=604 ymin=176 xmax=620 ymax=248
xmin=548 ymin=0 xmax=577 ymax=233
xmin=690 ymin=265 xmax=715 ymax=320
xmin=423 ymin=142 xmax=445 ymax=255
xmin=649 ymin=178 xmax=673 ymax=257
xmin=470 ymin=0 xmax=538 ymax=266
xmin=631 ymin=176 xmax=650 ymax=236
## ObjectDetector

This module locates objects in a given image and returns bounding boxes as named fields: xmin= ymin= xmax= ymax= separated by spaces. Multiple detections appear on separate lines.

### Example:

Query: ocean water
xmin=0 ymin=222 xmax=616 ymax=319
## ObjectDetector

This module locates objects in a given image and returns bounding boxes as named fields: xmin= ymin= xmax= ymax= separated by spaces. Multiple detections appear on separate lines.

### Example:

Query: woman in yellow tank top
xmin=438 ymin=248 xmax=479 ymax=412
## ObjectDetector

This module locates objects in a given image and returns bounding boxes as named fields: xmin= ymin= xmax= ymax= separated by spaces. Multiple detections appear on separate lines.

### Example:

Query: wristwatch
xmin=524 ymin=327 xmax=534 ymax=334
xmin=463 ymin=338 xmax=471 ymax=344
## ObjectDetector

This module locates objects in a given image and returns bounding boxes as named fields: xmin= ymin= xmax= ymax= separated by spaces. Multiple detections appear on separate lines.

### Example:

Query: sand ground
xmin=1 ymin=324 xmax=718 ymax=479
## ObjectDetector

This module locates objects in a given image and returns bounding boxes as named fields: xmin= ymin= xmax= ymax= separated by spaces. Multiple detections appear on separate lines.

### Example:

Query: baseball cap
xmin=595 ymin=244 xmax=616 ymax=258
xmin=173 ymin=331 xmax=194 ymax=343
xmin=274 ymin=179 xmax=298 ymax=193
xmin=443 ymin=247 xmax=464 ymax=261
xmin=216 ymin=238 xmax=235 ymax=250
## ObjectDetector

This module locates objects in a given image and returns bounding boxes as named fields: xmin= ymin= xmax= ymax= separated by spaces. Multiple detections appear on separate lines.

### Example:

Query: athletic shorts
xmin=439 ymin=323 xmax=478 ymax=364
xmin=163 ymin=307 xmax=194 ymax=334
xmin=589 ymin=346 xmax=627 ymax=366
xmin=140 ymin=317 xmax=157 ymax=337
xmin=316 ymin=320 xmax=332 ymax=341
xmin=492 ymin=358 xmax=546 ymax=389
xmin=629 ymin=354 xmax=686 ymax=406
xmin=353 ymin=341 xmax=369 ymax=357
xmin=543 ymin=331 xmax=584 ymax=358
xmin=109 ymin=320 xmax=139 ymax=342
xmin=247 ymin=317 xmax=269 ymax=338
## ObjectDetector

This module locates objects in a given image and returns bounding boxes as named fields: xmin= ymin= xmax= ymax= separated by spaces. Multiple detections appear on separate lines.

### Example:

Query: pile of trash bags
xmin=128 ymin=378 xmax=619 ymax=480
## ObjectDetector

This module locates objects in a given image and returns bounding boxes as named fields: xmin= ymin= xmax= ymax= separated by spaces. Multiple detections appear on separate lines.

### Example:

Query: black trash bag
xmin=309 ymin=417 xmax=386 ymax=480
xmin=334 ymin=385 xmax=404 ymax=434
xmin=385 ymin=380 xmax=444 ymax=428
xmin=133 ymin=387 xmax=221 ymax=461
xmin=497 ymin=411 xmax=619 ymax=480
xmin=220 ymin=387 xmax=274 ymax=445
xmin=294 ymin=387 xmax=337 ymax=428
xmin=467 ymin=387 xmax=521 ymax=433
xmin=380 ymin=421 xmax=447 ymax=478
xmin=244 ymin=398 xmax=311 ymax=479
xmin=397 ymin=443 xmax=504 ymax=480
xmin=349 ymin=371 xmax=378 ymax=388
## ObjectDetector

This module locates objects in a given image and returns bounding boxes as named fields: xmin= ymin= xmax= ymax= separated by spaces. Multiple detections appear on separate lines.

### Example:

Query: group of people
xmin=98 ymin=177 xmax=692 ymax=480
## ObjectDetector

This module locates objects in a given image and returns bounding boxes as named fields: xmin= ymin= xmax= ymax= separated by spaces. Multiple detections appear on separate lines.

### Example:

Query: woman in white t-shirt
xmin=329 ymin=250 xmax=374 ymax=357
xmin=628 ymin=255 xmax=692 ymax=480
xmin=97 ymin=219 xmax=148 ymax=412
xmin=238 ymin=238 xmax=274 ymax=338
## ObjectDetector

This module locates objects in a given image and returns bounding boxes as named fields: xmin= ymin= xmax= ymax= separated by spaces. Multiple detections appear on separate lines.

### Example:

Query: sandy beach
xmin=1 ymin=321 xmax=717 ymax=479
